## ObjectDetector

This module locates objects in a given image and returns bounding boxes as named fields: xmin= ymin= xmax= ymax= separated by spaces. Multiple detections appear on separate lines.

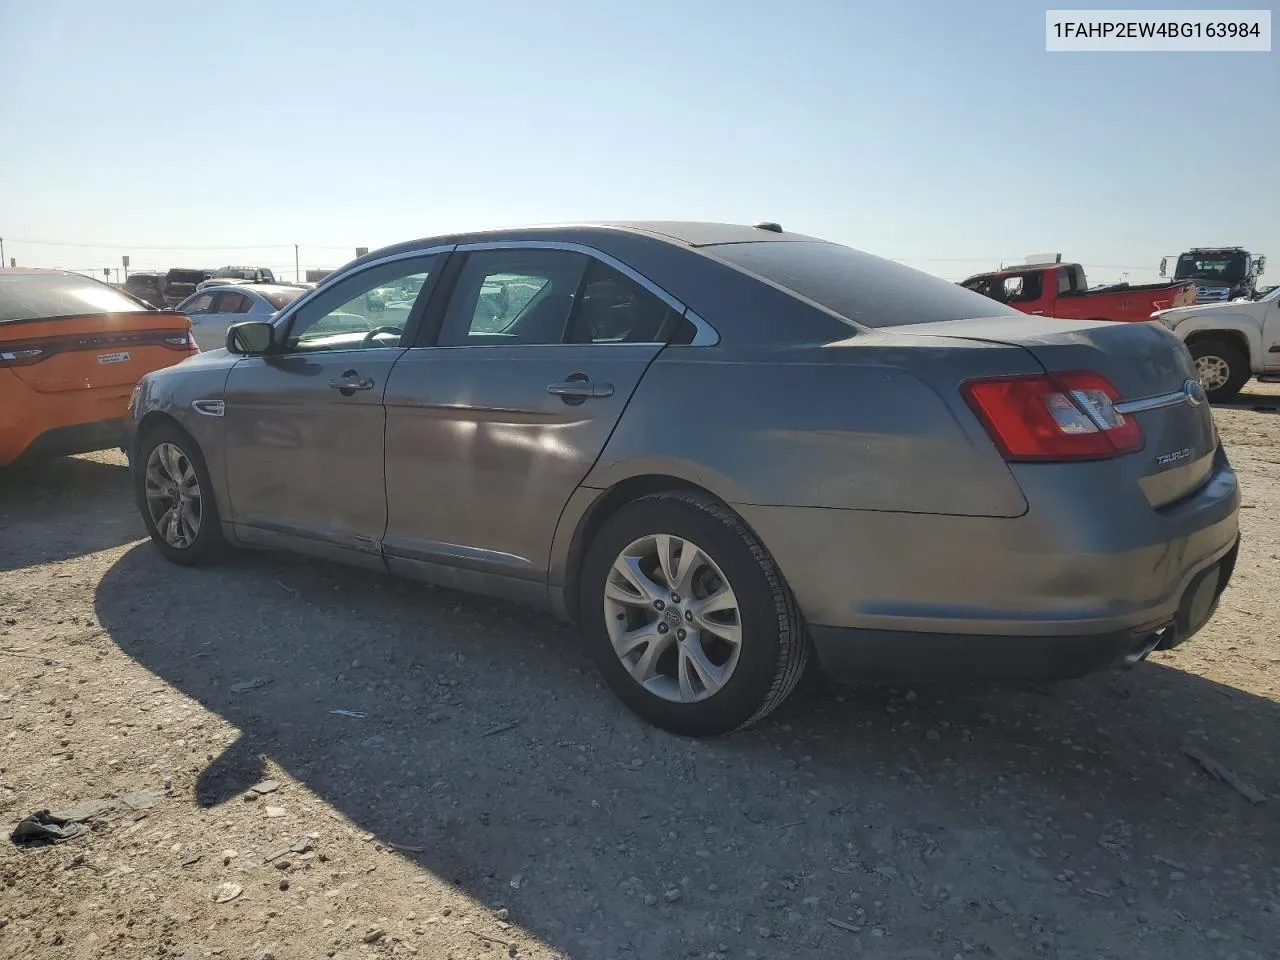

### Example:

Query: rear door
xmin=382 ymin=245 xmax=682 ymax=584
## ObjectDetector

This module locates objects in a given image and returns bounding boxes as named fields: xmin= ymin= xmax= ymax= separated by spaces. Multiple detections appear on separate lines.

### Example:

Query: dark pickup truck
xmin=961 ymin=262 xmax=1197 ymax=322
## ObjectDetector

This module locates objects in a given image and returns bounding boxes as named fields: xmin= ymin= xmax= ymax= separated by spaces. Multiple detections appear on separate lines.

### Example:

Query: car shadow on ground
xmin=0 ymin=453 xmax=143 ymax=572
xmin=91 ymin=542 xmax=1280 ymax=959
xmin=1217 ymin=391 xmax=1280 ymax=414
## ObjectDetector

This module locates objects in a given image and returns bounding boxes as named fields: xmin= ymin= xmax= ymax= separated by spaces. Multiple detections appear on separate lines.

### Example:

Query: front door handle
xmin=329 ymin=371 xmax=375 ymax=396
xmin=547 ymin=380 xmax=614 ymax=399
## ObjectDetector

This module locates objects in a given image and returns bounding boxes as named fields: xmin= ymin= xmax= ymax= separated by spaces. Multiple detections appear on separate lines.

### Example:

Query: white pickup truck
xmin=1153 ymin=284 xmax=1280 ymax=402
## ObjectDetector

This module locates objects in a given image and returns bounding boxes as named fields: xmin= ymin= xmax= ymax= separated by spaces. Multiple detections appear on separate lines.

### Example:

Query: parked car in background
xmin=124 ymin=273 xmax=168 ymax=309
xmin=175 ymin=283 xmax=309 ymax=352
xmin=1160 ymin=247 xmax=1267 ymax=303
xmin=961 ymin=259 xmax=1196 ymax=322
xmin=1153 ymin=282 xmax=1280 ymax=401
xmin=0 ymin=269 xmax=197 ymax=466
xmin=195 ymin=266 xmax=278 ymax=291
xmin=125 ymin=222 xmax=1238 ymax=737
xmin=164 ymin=268 xmax=213 ymax=307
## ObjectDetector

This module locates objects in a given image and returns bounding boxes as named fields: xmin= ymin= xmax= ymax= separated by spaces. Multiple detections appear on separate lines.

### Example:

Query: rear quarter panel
xmin=581 ymin=336 xmax=1038 ymax=517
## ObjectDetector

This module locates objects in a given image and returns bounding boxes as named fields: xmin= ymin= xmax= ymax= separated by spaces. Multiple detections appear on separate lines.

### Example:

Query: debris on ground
xmin=10 ymin=789 xmax=159 ymax=846
xmin=229 ymin=677 xmax=272 ymax=693
xmin=1184 ymin=746 xmax=1267 ymax=804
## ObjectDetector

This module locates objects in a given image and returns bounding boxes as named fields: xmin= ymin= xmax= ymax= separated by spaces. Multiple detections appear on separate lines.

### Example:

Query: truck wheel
xmin=1188 ymin=340 xmax=1250 ymax=403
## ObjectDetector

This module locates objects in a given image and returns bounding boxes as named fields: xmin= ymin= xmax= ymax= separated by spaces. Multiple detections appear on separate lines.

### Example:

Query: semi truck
xmin=1159 ymin=247 xmax=1267 ymax=304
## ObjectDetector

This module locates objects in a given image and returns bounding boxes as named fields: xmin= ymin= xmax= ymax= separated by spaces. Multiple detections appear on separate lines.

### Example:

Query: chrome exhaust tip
xmin=1121 ymin=626 xmax=1173 ymax=668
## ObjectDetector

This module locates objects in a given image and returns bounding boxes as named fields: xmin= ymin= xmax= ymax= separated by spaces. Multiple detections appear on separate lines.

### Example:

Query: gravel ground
xmin=2 ymin=388 xmax=1279 ymax=960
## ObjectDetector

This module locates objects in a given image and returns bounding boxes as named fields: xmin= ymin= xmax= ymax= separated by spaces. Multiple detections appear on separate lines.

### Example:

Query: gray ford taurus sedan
xmin=124 ymin=222 xmax=1240 ymax=736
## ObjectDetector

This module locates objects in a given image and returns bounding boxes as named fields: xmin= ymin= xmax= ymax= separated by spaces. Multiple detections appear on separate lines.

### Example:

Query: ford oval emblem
xmin=1183 ymin=378 xmax=1206 ymax=406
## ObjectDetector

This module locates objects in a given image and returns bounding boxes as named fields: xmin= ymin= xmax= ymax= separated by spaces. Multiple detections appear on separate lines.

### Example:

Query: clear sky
xmin=1 ymin=0 xmax=1276 ymax=284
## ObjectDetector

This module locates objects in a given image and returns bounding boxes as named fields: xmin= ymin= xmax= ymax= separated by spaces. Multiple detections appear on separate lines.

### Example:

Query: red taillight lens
xmin=163 ymin=332 xmax=199 ymax=352
xmin=962 ymin=371 xmax=1143 ymax=461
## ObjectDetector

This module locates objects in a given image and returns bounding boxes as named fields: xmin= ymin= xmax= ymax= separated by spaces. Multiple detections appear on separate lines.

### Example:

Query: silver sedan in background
xmin=127 ymin=222 xmax=1240 ymax=737
xmin=175 ymin=284 xmax=310 ymax=352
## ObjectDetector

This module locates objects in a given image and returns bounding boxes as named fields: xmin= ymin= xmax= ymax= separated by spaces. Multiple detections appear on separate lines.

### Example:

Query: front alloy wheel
xmin=144 ymin=442 xmax=203 ymax=549
xmin=1194 ymin=354 xmax=1230 ymax=393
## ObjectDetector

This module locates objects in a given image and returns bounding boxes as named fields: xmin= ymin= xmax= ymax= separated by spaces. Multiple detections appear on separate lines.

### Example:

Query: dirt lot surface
xmin=2 ymin=389 xmax=1279 ymax=960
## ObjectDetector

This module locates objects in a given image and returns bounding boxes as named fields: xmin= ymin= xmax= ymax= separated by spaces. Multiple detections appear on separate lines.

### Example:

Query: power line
xmin=5 ymin=237 xmax=354 ymax=251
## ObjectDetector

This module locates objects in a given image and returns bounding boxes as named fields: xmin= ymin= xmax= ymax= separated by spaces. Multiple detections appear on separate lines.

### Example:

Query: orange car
xmin=0 ymin=269 xmax=198 ymax=466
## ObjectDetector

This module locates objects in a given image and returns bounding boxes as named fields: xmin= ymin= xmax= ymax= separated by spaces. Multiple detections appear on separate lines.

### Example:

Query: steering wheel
xmin=361 ymin=325 xmax=402 ymax=345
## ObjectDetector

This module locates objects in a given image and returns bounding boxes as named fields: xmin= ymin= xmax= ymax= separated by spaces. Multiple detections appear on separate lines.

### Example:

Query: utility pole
xmin=295 ymin=244 xmax=300 ymax=283
xmin=0 ymin=238 xmax=5 ymax=267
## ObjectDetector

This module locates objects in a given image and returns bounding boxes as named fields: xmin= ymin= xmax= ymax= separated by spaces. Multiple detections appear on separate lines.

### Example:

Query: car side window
xmin=1001 ymin=273 xmax=1041 ymax=303
xmin=437 ymin=249 xmax=588 ymax=347
xmin=283 ymin=255 xmax=439 ymax=353
xmin=213 ymin=291 xmax=254 ymax=314
xmin=566 ymin=260 xmax=678 ymax=344
xmin=182 ymin=293 xmax=215 ymax=315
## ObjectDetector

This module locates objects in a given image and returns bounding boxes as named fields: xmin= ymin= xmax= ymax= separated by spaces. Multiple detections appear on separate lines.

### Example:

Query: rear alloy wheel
xmin=581 ymin=491 xmax=808 ymax=736
xmin=136 ymin=424 xmax=222 ymax=565
xmin=1188 ymin=339 xmax=1250 ymax=403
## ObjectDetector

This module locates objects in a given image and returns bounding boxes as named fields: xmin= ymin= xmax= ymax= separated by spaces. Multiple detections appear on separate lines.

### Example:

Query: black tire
xmin=1188 ymin=339 xmax=1251 ymax=403
xmin=134 ymin=421 xmax=223 ymax=566
xmin=579 ymin=490 xmax=809 ymax=737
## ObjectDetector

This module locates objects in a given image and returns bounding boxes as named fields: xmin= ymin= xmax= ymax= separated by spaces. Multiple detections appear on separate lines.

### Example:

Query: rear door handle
xmin=547 ymin=380 xmax=614 ymax=399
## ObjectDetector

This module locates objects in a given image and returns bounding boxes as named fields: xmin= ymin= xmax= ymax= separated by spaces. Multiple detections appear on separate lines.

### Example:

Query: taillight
xmin=163 ymin=332 xmax=199 ymax=352
xmin=962 ymin=371 xmax=1143 ymax=461
xmin=0 ymin=348 xmax=45 ymax=367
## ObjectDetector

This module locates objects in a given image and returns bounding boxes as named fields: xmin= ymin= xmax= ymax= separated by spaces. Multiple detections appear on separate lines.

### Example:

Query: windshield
xmin=215 ymin=267 xmax=256 ymax=280
xmin=709 ymin=241 xmax=1023 ymax=328
xmin=1174 ymin=253 xmax=1248 ymax=283
xmin=0 ymin=273 xmax=151 ymax=322
xmin=263 ymin=288 xmax=306 ymax=310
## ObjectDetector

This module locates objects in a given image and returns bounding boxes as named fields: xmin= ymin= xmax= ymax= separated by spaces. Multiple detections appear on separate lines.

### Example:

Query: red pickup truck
xmin=960 ymin=262 xmax=1196 ymax=322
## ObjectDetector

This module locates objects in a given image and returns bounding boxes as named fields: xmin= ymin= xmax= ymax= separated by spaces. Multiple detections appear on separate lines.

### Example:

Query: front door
xmin=382 ymin=247 xmax=680 ymax=586
xmin=220 ymin=253 xmax=443 ymax=564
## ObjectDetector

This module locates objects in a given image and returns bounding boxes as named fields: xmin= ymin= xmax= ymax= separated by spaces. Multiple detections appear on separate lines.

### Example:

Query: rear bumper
xmin=736 ymin=447 xmax=1240 ymax=683
xmin=808 ymin=536 xmax=1237 ymax=683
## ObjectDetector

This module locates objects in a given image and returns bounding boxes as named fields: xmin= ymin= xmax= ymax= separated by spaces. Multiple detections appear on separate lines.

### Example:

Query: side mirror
xmin=226 ymin=320 xmax=275 ymax=355
xmin=1159 ymin=257 xmax=1168 ymax=277
xmin=1257 ymin=256 xmax=1267 ymax=276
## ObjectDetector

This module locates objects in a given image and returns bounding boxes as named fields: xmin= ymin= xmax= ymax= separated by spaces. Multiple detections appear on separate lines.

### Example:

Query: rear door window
xmin=437 ymin=249 xmax=588 ymax=346
xmin=213 ymin=291 xmax=255 ymax=314
xmin=708 ymin=240 xmax=1023 ymax=328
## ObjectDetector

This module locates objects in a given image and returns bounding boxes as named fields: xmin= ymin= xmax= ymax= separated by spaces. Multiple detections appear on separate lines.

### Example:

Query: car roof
xmin=360 ymin=221 xmax=822 ymax=263
xmin=0 ymin=268 xmax=75 ymax=277
xmin=184 ymin=283 xmax=303 ymax=297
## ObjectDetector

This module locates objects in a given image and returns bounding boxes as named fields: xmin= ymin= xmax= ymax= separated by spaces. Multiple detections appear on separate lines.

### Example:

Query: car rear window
xmin=0 ymin=273 xmax=151 ymax=323
xmin=707 ymin=241 xmax=1023 ymax=328
xmin=263 ymin=288 xmax=305 ymax=310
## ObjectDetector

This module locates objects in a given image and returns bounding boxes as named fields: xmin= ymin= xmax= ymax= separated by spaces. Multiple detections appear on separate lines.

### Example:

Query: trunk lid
xmin=893 ymin=316 xmax=1217 ymax=507
xmin=2 ymin=311 xmax=195 ymax=394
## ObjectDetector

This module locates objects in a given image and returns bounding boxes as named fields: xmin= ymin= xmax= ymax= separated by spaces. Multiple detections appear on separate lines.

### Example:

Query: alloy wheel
xmin=603 ymin=534 xmax=743 ymax=703
xmin=144 ymin=442 xmax=203 ymax=549
xmin=1194 ymin=354 xmax=1230 ymax=392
